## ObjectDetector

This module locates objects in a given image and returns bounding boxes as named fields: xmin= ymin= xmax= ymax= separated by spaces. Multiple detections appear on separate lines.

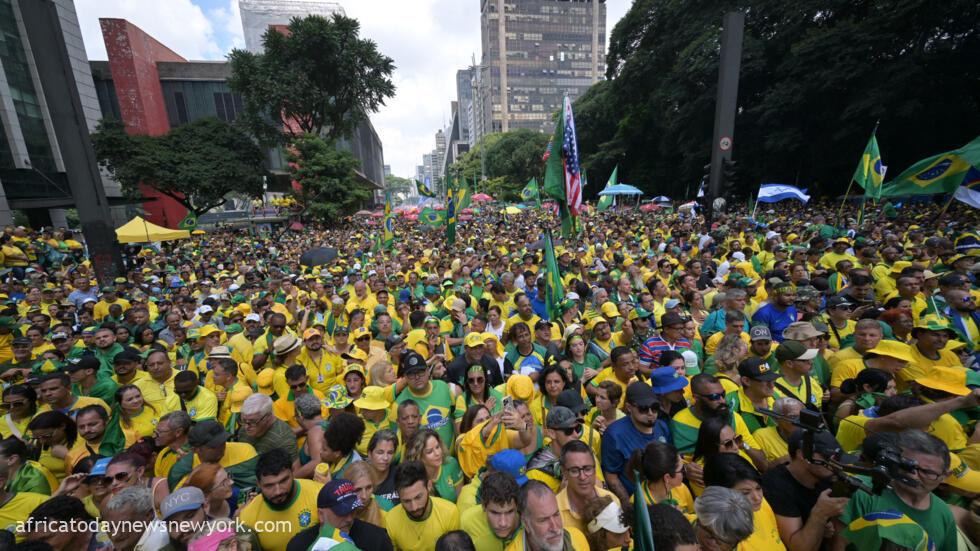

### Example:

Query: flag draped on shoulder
xmin=543 ymin=96 xmax=583 ymax=236
xmin=382 ymin=191 xmax=394 ymax=249
xmin=882 ymin=136 xmax=980 ymax=197
xmin=852 ymin=130 xmax=886 ymax=201
xmin=542 ymin=230 xmax=564 ymax=322
xmin=597 ymin=165 xmax=617 ymax=212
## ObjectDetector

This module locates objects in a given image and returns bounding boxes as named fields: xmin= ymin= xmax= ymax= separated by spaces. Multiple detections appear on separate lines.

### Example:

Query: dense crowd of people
xmin=0 ymin=197 xmax=977 ymax=551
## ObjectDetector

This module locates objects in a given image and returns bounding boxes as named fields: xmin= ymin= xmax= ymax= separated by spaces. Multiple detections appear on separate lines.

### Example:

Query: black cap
xmin=737 ymin=357 xmax=779 ymax=382
xmin=625 ymin=381 xmax=659 ymax=408
xmin=534 ymin=319 xmax=553 ymax=331
xmin=64 ymin=356 xmax=100 ymax=373
xmin=826 ymin=296 xmax=853 ymax=309
xmin=113 ymin=349 xmax=142 ymax=364
xmin=384 ymin=334 xmax=404 ymax=352
xmin=399 ymin=351 xmax=427 ymax=376
xmin=787 ymin=429 xmax=857 ymax=464
xmin=12 ymin=337 xmax=31 ymax=347
xmin=556 ymin=389 xmax=588 ymax=415
xmin=188 ymin=420 xmax=230 ymax=448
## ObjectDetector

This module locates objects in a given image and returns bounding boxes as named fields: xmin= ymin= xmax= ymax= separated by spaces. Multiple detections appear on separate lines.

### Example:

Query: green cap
xmin=424 ymin=285 xmax=439 ymax=295
xmin=224 ymin=323 xmax=243 ymax=335
xmin=843 ymin=511 xmax=933 ymax=551
xmin=0 ymin=317 xmax=15 ymax=329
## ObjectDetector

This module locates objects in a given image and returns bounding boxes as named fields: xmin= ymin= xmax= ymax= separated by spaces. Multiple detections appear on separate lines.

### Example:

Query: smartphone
xmin=502 ymin=395 xmax=514 ymax=411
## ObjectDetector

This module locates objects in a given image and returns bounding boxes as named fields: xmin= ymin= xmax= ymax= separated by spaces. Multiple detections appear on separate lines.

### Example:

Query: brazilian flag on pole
xmin=882 ymin=136 xmax=980 ymax=197
xmin=633 ymin=471 xmax=656 ymax=551
xmin=446 ymin=176 xmax=457 ymax=246
xmin=419 ymin=207 xmax=446 ymax=227
xmin=597 ymin=165 xmax=617 ymax=212
xmin=852 ymin=129 xmax=886 ymax=201
xmin=382 ymin=190 xmax=394 ymax=249
xmin=542 ymin=230 xmax=564 ymax=321
xmin=177 ymin=211 xmax=198 ymax=230
xmin=521 ymin=178 xmax=542 ymax=207
xmin=416 ymin=179 xmax=437 ymax=199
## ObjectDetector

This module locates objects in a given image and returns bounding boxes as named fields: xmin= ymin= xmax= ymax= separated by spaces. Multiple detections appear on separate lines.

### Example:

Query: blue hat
xmin=649 ymin=366 xmax=689 ymax=395
xmin=317 ymin=479 xmax=363 ymax=516
xmin=89 ymin=457 xmax=111 ymax=476
xmin=488 ymin=449 xmax=529 ymax=486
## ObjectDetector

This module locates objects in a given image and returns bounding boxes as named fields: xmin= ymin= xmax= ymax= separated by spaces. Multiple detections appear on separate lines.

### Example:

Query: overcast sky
xmin=75 ymin=0 xmax=632 ymax=179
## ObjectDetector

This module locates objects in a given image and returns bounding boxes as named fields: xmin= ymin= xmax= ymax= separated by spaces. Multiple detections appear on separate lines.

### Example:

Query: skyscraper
xmin=479 ymin=0 xmax=606 ymax=136
xmin=239 ymin=0 xmax=345 ymax=53
xmin=456 ymin=69 xmax=473 ymax=145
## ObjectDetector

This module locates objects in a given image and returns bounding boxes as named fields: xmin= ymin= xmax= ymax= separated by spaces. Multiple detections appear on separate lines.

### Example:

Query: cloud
xmin=73 ymin=0 xmax=634 ymax=178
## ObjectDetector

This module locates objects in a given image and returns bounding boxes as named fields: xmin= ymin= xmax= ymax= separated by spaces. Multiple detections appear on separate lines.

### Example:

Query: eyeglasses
xmin=910 ymin=465 xmax=948 ymax=482
xmin=719 ymin=434 xmax=744 ymax=450
xmin=696 ymin=392 xmax=726 ymax=402
xmin=557 ymin=425 xmax=582 ymax=436
xmin=565 ymin=464 xmax=595 ymax=478
xmin=210 ymin=477 xmax=233 ymax=491
xmin=241 ymin=412 xmax=270 ymax=427
xmin=102 ymin=471 xmax=133 ymax=485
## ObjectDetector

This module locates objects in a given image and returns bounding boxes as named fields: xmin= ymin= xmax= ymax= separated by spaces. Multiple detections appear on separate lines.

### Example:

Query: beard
xmin=705 ymin=404 xmax=730 ymax=420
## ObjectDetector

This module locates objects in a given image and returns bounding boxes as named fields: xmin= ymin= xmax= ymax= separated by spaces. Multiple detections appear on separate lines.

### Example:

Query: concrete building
xmin=455 ymin=69 xmax=473 ymax=146
xmin=479 ymin=0 xmax=606 ymax=135
xmin=239 ymin=0 xmax=345 ymax=54
xmin=0 ymin=0 xmax=123 ymax=227
xmin=91 ymin=19 xmax=384 ymax=227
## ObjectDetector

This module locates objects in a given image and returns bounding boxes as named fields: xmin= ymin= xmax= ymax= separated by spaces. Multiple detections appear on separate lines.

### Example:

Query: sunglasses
xmin=720 ymin=435 xmax=744 ymax=450
xmin=696 ymin=392 xmax=726 ymax=402
xmin=97 ymin=471 xmax=133 ymax=485
xmin=558 ymin=425 xmax=582 ymax=436
xmin=632 ymin=403 xmax=657 ymax=414
xmin=0 ymin=401 xmax=27 ymax=409
xmin=467 ymin=377 xmax=485 ymax=385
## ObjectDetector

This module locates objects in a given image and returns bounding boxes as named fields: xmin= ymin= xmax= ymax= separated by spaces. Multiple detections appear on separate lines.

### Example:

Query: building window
xmin=174 ymin=91 xmax=189 ymax=124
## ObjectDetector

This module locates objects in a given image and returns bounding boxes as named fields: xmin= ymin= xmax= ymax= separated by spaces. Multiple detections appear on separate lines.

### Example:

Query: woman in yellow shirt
xmin=114 ymin=384 xmax=160 ymax=448
xmin=25 ymin=410 xmax=75 ymax=481
xmin=704 ymin=453 xmax=786 ymax=550
xmin=1 ymin=385 xmax=37 ymax=441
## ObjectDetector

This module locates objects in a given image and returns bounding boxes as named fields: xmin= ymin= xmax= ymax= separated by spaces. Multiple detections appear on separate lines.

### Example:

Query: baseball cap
xmin=187 ymin=420 xmax=230 ymax=448
xmin=244 ymin=313 xmax=262 ymax=323
xmin=12 ymin=337 xmax=31 ymax=347
xmin=317 ymin=479 xmax=363 ymax=516
xmin=303 ymin=328 xmax=322 ymax=340
xmin=665 ymin=298 xmax=681 ymax=310
xmin=160 ymin=487 xmax=205 ymax=520
xmin=384 ymin=334 xmax=405 ymax=351
xmin=64 ymin=356 xmax=100 ymax=373
xmin=534 ymin=319 xmax=553 ymax=331
xmin=546 ymin=406 xmax=579 ymax=429
xmin=649 ymin=366 xmax=689 ymax=394
xmin=113 ymin=349 xmax=142 ymax=364
xmin=946 ymin=452 xmax=980 ymax=493
xmin=464 ymin=332 xmax=485 ymax=348
xmin=625 ymin=381 xmax=659 ymax=408
xmin=775 ymin=340 xmax=818 ymax=362
xmin=826 ymin=296 xmax=853 ymax=309
xmin=555 ymin=389 xmax=589 ymax=415
xmin=749 ymin=326 xmax=772 ymax=342
xmin=341 ymin=347 xmax=368 ymax=362
xmin=587 ymin=501 xmax=629 ymax=535
xmin=628 ymin=307 xmax=653 ymax=321
xmin=399 ymin=351 xmax=428 ymax=376
xmin=600 ymin=302 xmax=619 ymax=318
xmin=783 ymin=322 xmax=823 ymax=341
xmin=198 ymin=305 xmax=214 ymax=314
xmin=788 ymin=429 xmax=856 ymax=463
xmin=487 ymin=449 xmax=529 ymax=486
xmin=737 ymin=357 xmax=779 ymax=382
xmin=660 ymin=312 xmax=686 ymax=328
xmin=51 ymin=332 xmax=69 ymax=342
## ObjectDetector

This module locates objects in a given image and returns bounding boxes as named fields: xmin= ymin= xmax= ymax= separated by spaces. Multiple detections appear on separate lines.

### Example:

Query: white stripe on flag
xmin=954 ymin=185 xmax=980 ymax=209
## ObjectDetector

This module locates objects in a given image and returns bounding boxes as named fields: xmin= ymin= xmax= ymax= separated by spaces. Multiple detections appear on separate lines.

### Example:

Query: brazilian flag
xmin=178 ymin=211 xmax=198 ymax=230
xmin=420 ymin=207 xmax=446 ymax=227
xmin=416 ymin=180 xmax=437 ymax=199
xmin=852 ymin=131 xmax=886 ymax=200
xmin=521 ymin=178 xmax=542 ymax=207
xmin=882 ymin=136 xmax=980 ymax=197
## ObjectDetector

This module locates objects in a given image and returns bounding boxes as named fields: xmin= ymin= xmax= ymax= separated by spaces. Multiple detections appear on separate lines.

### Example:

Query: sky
xmin=74 ymin=0 xmax=633 ymax=179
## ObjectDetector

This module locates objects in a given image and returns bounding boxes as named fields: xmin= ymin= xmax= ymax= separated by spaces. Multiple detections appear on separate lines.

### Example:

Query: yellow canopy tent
xmin=115 ymin=216 xmax=191 ymax=243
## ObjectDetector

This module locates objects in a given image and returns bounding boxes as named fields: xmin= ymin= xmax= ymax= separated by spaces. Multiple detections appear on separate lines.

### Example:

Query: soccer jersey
xmin=182 ymin=386 xmax=218 ymax=421
xmin=239 ymin=479 xmax=323 ymax=551
xmin=395 ymin=380 xmax=455 ymax=448
xmin=0 ymin=492 xmax=49 ymax=542
xmin=670 ymin=407 xmax=760 ymax=456
xmin=386 ymin=496 xmax=460 ymax=551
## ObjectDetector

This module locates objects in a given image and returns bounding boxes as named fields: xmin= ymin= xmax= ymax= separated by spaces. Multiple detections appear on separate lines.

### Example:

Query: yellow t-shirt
xmin=738 ymin=499 xmax=786 ymax=551
xmin=0 ymin=492 xmax=49 ymax=542
xmin=825 ymin=319 xmax=855 ymax=351
xmin=239 ymin=479 xmax=323 ymax=551
xmin=557 ymin=485 xmax=616 ymax=535
xmin=830 ymin=359 xmax=865 ymax=390
xmin=36 ymin=395 xmax=110 ymax=418
xmin=121 ymin=406 xmax=160 ymax=448
xmin=93 ymin=298 xmax=131 ymax=321
xmin=0 ymin=413 xmax=30 ymax=441
xmin=297 ymin=348 xmax=344 ymax=394
xmin=386 ymin=496 xmax=460 ymax=551
xmin=828 ymin=347 xmax=862 ymax=372
xmin=753 ymin=426 xmax=789 ymax=462
xmin=183 ymin=386 xmax=218 ymax=421
xmin=837 ymin=414 xmax=872 ymax=453
xmin=588 ymin=367 xmax=636 ymax=408
xmin=773 ymin=375 xmax=824 ymax=408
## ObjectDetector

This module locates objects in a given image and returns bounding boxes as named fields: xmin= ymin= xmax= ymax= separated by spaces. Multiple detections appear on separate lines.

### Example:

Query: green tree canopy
xmin=91 ymin=118 xmax=266 ymax=215
xmin=288 ymin=134 xmax=371 ymax=223
xmin=450 ymin=129 xmax=550 ymax=201
xmin=576 ymin=0 xmax=980 ymax=200
xmin=228 ymin=14 xmax=396 ymax=145
xmin=385 ymin=174 xmax=415 ymax=202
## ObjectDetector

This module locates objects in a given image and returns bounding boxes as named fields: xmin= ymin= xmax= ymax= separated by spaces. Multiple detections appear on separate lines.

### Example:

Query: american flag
xmin=542 ymin=139 xmax=553 ymax=162
xmin=561 ymin=96 xmax=583 ymax=215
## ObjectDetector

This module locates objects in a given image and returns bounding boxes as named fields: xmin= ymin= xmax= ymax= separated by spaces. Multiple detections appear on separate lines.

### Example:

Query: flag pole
xmin=936 ymin=192 xmax=958 ymax=221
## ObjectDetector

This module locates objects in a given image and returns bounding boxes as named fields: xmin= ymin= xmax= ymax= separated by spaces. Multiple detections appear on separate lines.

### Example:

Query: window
xmin=174 ymin=91 xmax=189 ymax=124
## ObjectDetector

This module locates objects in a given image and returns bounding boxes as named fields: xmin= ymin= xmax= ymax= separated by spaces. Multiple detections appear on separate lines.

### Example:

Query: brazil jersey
xmin=396 ymin=380 xmax=455 ymax=448
xmin=239 ymin=478 xmax=323 ymax=551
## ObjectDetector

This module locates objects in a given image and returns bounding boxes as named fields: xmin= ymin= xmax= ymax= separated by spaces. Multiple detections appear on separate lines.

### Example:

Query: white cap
xmin=681 ymin=349 xmax=699 ymax=371
xmin=731 ymin=251 xmax=746 ymax=262
xmin=229 ymin=284 xmax=240 ymax=291
xmin=353 ymin=263 xmax=362 ymax=271
xmin=198 ymin=305 xmax=213 ymax=314
xmin=367 ymin=270 xmax=377 ymax=277
xmin=765 ymin=230 xmax=780 ymax=240
xmin=586 ymin=501 xmax=628 ymax=534
xmin=244 ymin=313 xmax=261 ymax=323
xmin=565 ymin=292 xmax=580 ymax=301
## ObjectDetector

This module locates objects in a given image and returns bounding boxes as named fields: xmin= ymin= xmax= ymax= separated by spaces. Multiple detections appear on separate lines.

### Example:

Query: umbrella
xmin=502 ymin=206 xmax=522 ymax=215
xmin=462 ymin=208 xmax=473 ymax=214
xmin=300 ymin=247 xmax=338 ymax=266
xmin=460 ymin=213 xmax=473 ymax=221
xmin=289 ymin=222 xmax=304 ymax=231
xmin=640 ymin=203 xmax=661 ymax=212
xmin=405 ymin=213 xmax=418 ymax=221
xmin=191 ymin=229 xmax=206 ymax=235
xmin=371 ymin=211 xmax=384 ymax=218
xmin=354 ymin=210 xmax=373 ymax=217
xmin=472 ymin=193 xmax=494 ymax=202
xmin=652 ymin=195 xmax=671 ymax=203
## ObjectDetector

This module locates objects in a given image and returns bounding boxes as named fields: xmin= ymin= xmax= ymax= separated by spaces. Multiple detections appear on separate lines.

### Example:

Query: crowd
xmin=0 ymin=196 xmax=976 ymax=551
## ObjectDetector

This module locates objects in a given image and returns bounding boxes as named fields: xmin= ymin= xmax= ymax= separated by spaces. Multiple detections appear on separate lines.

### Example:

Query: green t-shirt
xmin=434 ymin=457 xmax=464 ymax=503
xmin=396 ymin=380 xmax=455 ymax=448
xmin=454 ymin=387 xmax=504 ymax=420
xmin=570 ymin=354 xmax=602 ymax=382
xmin=843 ymin=488 xmax=957 ymax=551
xmin=73 ymin=377 xmax=119 ymax=407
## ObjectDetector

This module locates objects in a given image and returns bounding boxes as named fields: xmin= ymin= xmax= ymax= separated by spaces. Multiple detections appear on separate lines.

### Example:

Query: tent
xmin=115 ymin=217 xmax=190 ymax=244
xmin=598 ymin=184 xmax=643 ymax=196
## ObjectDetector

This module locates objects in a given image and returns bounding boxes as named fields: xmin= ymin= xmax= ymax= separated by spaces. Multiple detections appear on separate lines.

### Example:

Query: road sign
xmin=719 ymin=136 xmax=732 ymax=151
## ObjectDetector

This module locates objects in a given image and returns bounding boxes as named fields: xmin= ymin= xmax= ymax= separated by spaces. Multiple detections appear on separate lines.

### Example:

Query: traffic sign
xmin=719 ymin=136 xmax=732 ymax=151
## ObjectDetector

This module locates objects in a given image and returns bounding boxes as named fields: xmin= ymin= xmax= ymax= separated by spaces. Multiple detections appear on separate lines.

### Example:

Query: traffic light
xmin=722 ymin=159 xmax=739 ymax=200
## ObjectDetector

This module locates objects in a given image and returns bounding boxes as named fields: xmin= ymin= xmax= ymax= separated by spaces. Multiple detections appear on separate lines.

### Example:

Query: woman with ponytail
xmin=626 ymin=440 xmax=695 ymax=520
xmin=834 ymin=368 xmax=896 ymax=424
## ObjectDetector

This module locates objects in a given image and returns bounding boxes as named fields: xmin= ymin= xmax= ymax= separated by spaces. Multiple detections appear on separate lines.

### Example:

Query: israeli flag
xmin=757 ymin=183 xmax=810 ymax=203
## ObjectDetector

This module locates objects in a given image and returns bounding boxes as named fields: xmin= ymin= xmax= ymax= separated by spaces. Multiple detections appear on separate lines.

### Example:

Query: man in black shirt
xmin=447 ymin=333 xmax=507 ymax=386
xmin=287 ymin=479 xmax=393 ymax=551
xmin=761 ymin=429 xmax=851 ymax=551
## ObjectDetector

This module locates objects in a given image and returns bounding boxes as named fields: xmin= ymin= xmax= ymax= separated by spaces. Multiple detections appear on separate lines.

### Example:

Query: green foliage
xmin=577 ymin=0 xmax=980 ymax=199
xmin=288 ymin=134 xmax=371 ymax=223
xmin=385 ymin=174 xmax=415 ymax=202
xmin=228 ymin=14 xmax=395 ymax=145
xmin=450 ymin=129 xmax=550 ymax=201
xmin=91 ymin=118 xmax=265 ymax=214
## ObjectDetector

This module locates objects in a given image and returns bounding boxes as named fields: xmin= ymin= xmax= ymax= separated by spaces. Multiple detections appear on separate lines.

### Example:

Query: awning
xmin=115 ymin=216 xmax=190 ymax=243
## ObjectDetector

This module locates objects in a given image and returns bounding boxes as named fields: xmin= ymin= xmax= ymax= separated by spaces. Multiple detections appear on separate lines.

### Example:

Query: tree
xmin=288 ymin=134 xmax=371 ymax=223
xmin=576 ymin=0 xmax=980 ymax=199
xmin=91 ymin=118 xmax=266 ymax=215
xmin=228 ymin=14 xmax=396 ymax=146
xmin=449 ymin=129 xmax=550 ymax=201
xmin=385 ymin=174 xmax=415 ymax=202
